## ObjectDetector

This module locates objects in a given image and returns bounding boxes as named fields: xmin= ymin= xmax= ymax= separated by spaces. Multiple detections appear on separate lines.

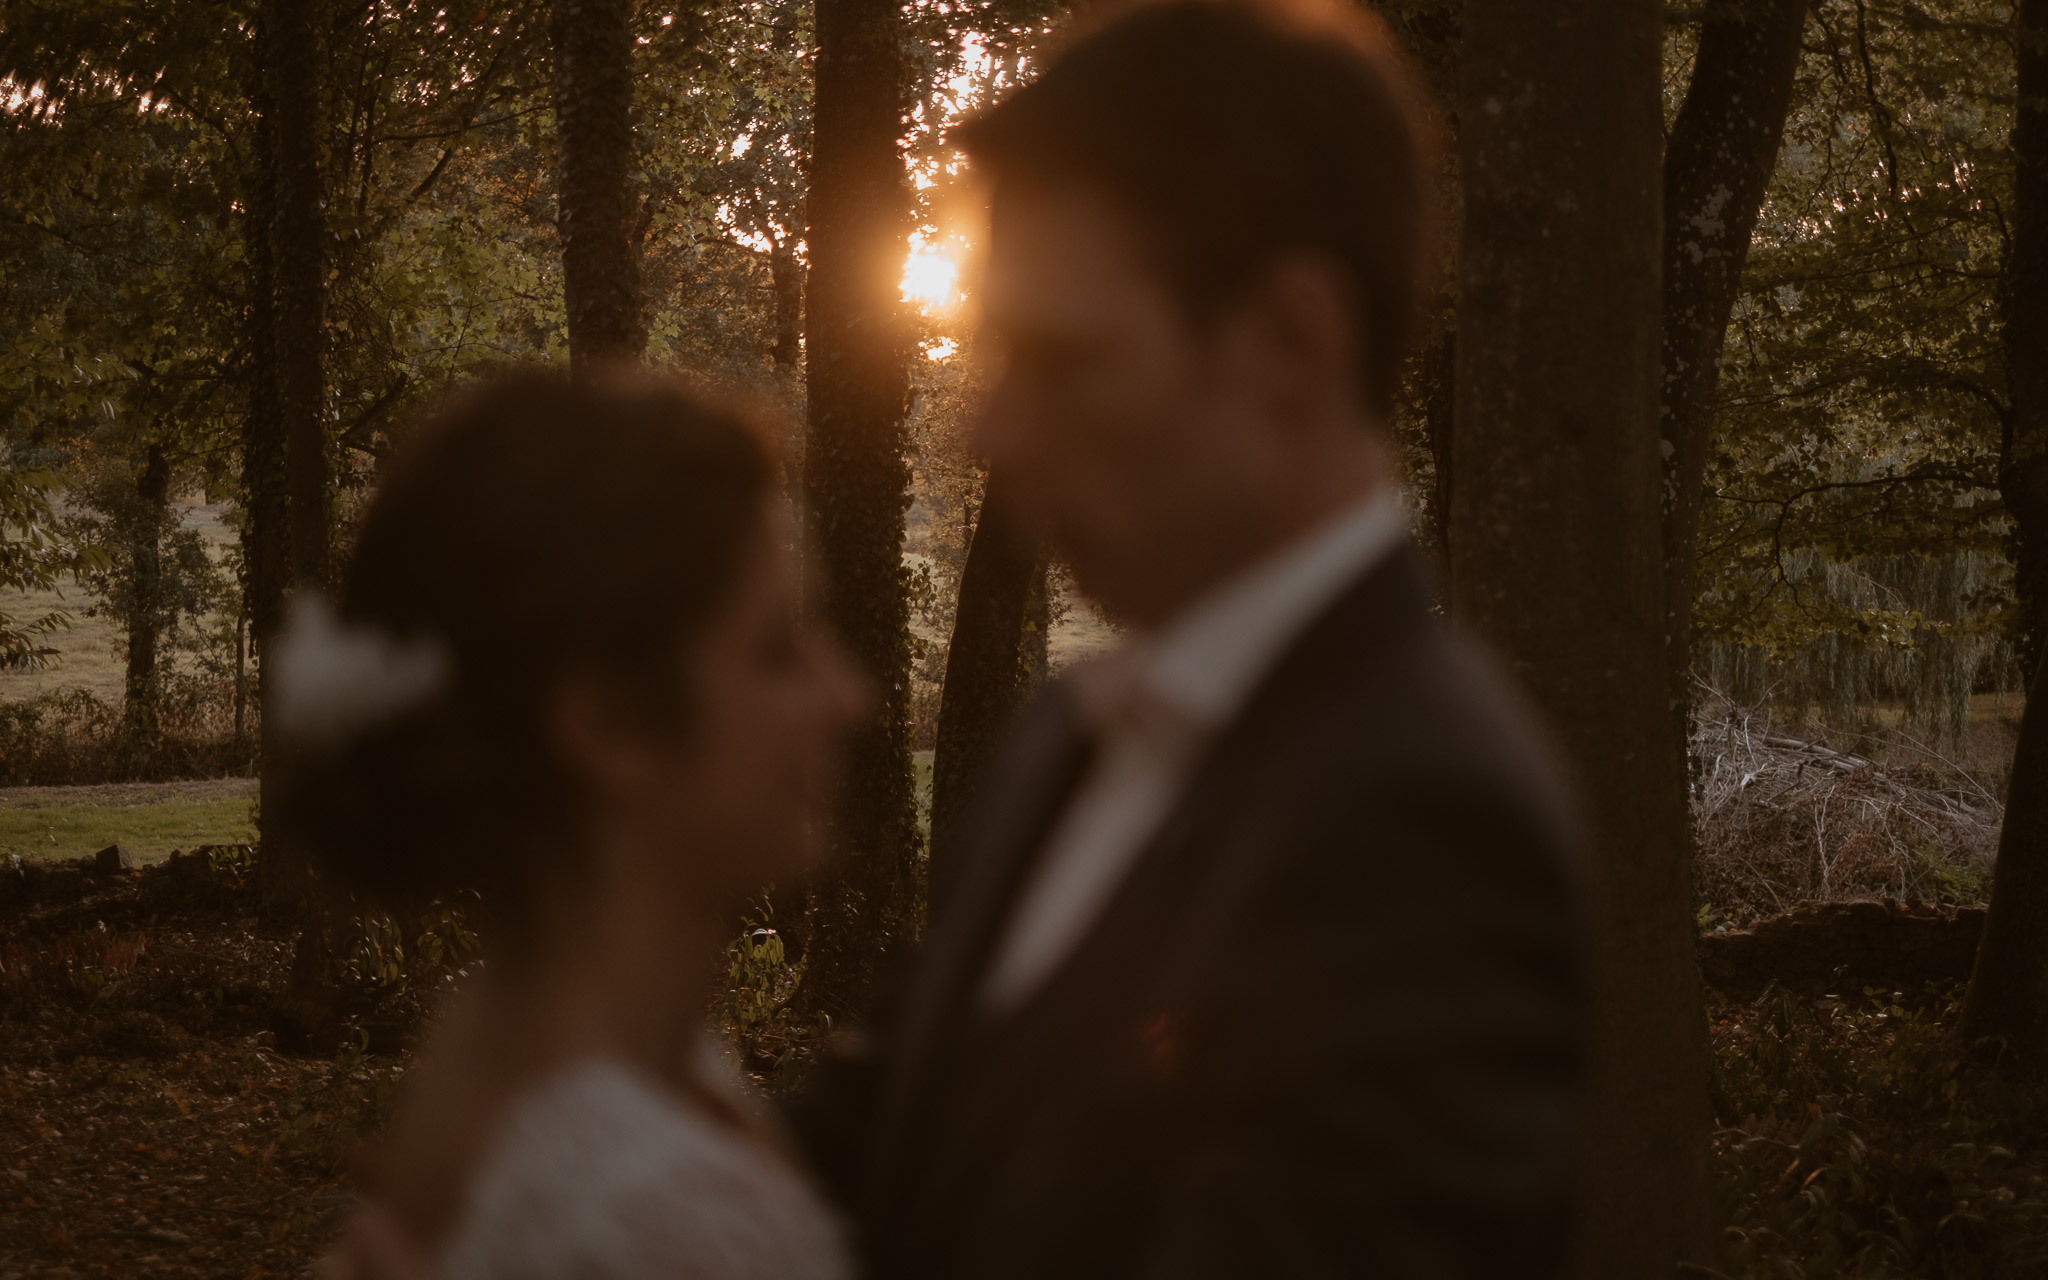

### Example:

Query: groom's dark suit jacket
xmin=793 ymin=544 xmax=1587 ymax=1278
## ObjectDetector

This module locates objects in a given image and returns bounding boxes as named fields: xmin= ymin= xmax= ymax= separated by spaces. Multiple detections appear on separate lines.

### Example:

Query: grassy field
xmin=0 ymin=778 xmax=257 ymax=864
xmin=0 ymin=494 xmax=237 ymax=706
xmin=11 ymin=497 xmax=1115 ymax=699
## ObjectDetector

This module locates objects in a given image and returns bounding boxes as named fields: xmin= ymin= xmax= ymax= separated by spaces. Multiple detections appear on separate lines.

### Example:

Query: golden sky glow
xmin=902 ymin=232 xmax=962 ymax=312
xmin=898 ymin=31 xmax=1010 ymax=345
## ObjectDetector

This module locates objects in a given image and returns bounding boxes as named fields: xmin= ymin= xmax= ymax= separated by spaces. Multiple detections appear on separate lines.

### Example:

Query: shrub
xmin=0 ymin=683 xmax=254 ymax=785
xmin=1712 ymin=983 xmax=2048 ymax=1277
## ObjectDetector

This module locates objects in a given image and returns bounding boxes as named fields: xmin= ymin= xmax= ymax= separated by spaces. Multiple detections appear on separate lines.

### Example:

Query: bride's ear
xmin=549 ymin=673 xmax=661 ymax=800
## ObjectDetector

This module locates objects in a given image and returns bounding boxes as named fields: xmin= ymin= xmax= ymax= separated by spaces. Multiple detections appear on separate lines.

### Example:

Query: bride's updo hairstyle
xmin=278 ymin=369 xmax=773 ymax=931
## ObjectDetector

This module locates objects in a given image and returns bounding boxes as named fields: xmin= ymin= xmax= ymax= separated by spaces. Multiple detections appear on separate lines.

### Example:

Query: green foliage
xmin=634 ymin=0 xmax=810 ymax=385
xmin=724 ymin=925 xmax=795 ymax=1036
xmin=720 ymin=918 xmax=821 ymax=1086
xmin=68 ymin=456 xmax=232 ymax=681
xmin=1693 ymin=0 xmax=2024 ymax=732
xmin=0 ymin=2 xmax=254 ymax=490
xmin=338 ymin=903 xmax=482 ymax=995
xmin=0 ymin=463 xmax=92 ymax=669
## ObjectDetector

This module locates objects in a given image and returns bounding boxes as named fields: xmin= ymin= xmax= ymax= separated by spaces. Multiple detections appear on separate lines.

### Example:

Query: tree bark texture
xmin=1966 ymin=653 xmax=2048 ymax=1064
xmin=243 ymin=81 xmax=292 ymax=883
xmin=1368 ymin=1 xmax=1460 ymax=581
xmin=799 ymin=0 xmax=920 ymax=1018
xmin=930 ymin=470 xmax=1038 ymax=903
xmin=1451 ymin=1 xmax=1717 ymax=1273
xmin=121 ymin=445 xmax=172 ymax=739
xmin=268 ymin=0 xmax=330 ymax=593
xmin=1418 ymin=323 xmax=1457 ymax=569
xmin=256 ymin=0 xmax=329 ymax=918
xmin=1660 ymin=0 xmax=1810 ymax=701
xmin=1371 ymin=0 xmax=1462 ymax=110
xmin=2002 ymin=0 xmax=2048 ymax=666
xmin=770 ymin=243 xmax=805 ymax=371
xmin=1021 ymin=559 xmax=1050 ymax=684
xmin=1964 ymin=0 xmax=2048 ymax=1065
xmin=551 ymin=0 xmax=645 ymax=372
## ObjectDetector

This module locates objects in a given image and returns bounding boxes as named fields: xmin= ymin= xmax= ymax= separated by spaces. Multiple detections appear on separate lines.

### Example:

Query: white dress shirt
xmin=979 ymin=490 xmax=1413 ymax=1012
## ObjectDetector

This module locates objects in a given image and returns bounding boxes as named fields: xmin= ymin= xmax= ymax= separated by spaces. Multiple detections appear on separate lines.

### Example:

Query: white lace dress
xmin=438 ymin=1056 xmax=853 ymax=1280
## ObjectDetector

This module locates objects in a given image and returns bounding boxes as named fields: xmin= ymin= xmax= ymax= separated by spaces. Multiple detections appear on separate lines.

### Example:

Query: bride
xmin=278 ymin=371 xmax=865 ymax=1280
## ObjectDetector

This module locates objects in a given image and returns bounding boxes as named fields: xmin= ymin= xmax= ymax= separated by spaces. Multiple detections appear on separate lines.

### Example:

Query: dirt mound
xmin=1700 ymin=897 xmax=1986 ymax=998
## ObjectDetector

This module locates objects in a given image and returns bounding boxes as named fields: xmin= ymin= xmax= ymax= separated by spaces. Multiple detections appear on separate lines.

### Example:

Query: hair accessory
xmin=272 ymin=592 xmax=450 ymax=748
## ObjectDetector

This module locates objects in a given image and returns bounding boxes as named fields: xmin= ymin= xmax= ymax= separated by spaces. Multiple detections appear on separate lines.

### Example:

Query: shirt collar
xmin=1138 ymin=490 xmax=1411 ymax=731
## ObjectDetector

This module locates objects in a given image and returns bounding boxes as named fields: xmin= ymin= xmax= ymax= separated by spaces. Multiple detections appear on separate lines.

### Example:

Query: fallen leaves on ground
xmin=0 ymin=858 xmax=408 ymax=1279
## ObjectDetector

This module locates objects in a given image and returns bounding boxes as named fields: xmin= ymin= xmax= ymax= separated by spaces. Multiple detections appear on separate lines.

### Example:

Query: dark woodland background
xmin=4 ymin=0 xmax=2048 ymax=1275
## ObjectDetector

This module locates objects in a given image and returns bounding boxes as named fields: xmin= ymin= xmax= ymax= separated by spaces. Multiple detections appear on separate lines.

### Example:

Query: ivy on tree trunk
xmin=120 ymin=445 xmax=172 ymax=741
xmin=242 ymin=81 xmax=291 ymax=887
xmin=1451 ymin=0 xmax=1717 ymax=1272
xmin=551 ymin=0 xmax=645 ymax=373
xmin=1659 ymin=0 xmax=1811 ymax=711
xmin=770 ymin=242 xmax=805 ymax=372
xmin=799 ymin=0 xmax=921 ymax=1019
xmin=1414 ymin=323 xmax=1456 ymax=570
xmin=930 ymin=469 xmax=1038 ymax=905
xmin=272 ymin=0 xmax=329 ymax=593
xmin=257 ymin=0 xmax=332 ymax=920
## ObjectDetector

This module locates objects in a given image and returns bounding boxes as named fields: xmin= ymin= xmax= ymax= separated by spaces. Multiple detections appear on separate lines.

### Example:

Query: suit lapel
xmin=868 ymin=689 xmax=1095 ymax=1212
xmin=970 ymin=545 xmax=1433 ymax=1042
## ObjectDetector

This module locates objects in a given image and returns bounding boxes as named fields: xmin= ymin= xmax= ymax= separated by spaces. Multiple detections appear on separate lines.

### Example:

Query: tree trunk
xmin=1371 ymin=0 xmax=1462 ymax=109
xmin=1660 ymin=0 xmax=1810 ymax=705
xmin=798 ymin=0 xmax=920 ymax=1018
xmin=234 ymin=606 xmax=249 ymax=741
xmin=1417 ymin=323 xmax=1457 ymax=571
xmin=257 ymin=0 xmax=329 ymax=920
xmin=243 ymin=87 xmax=291 ymax=888
xmin=1451 ymin=1 xmax=1717 ymax=1274
xmin=2000 ymin=0 xmax=2048 ymax=668
xmin=551 ymin=0 xmax=645 ymax=373
xmin=930 ymin=470 xmax=1038 ymax=901
xmin=770 ymin=242 xmax=805 ymax=372
xmin=1967 ymin=653 xmax=2048 ymax=1064
xmin=121 ymin=445 xmax=172 ymax=740
xmin=1366 ymin=1 xmax=1460 ymax=582
xmin=1021 ymin=558 xmax=1050 ymax=685
xmin=272 ymin=0 xmax=329 ymax=592
xmin=1963 ymin=0 xmax=2048 ymax=1065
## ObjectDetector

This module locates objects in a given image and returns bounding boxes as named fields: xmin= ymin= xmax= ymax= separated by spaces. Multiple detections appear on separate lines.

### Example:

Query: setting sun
xmin=901 ymin=234 xmax=961 ymax=311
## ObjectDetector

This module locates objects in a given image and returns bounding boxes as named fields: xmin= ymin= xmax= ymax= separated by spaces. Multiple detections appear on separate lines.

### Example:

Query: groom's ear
xmin=1221 ymin=251 xmax=1364 ymax=426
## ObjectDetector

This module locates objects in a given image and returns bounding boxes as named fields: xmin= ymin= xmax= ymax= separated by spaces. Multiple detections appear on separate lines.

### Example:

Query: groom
xmin=792 ymin=0 xmax=1588 ymax=1276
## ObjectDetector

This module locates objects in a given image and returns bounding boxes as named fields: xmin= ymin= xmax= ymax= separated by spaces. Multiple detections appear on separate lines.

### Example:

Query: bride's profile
xmin=280 ymin=370 xmax=865 ymax=1280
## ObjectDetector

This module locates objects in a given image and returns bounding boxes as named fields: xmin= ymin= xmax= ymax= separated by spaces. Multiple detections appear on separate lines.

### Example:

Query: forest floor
xmin=0 ymin=857 xmax=404 ymax=1280
xmin=7 ymin=860 xmax=2048 ymax=1277
xmin=1710 ymin=978 xmax=2048 ymax=1276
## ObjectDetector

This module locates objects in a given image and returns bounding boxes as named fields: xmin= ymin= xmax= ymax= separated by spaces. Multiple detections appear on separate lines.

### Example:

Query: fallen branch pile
xmin=1693 ymin=702 xmax=2002 ymax=928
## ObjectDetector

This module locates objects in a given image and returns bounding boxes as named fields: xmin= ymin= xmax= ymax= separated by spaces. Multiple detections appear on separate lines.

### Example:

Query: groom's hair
xmin=956 ymin=0 xmax=1435 ymax=420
